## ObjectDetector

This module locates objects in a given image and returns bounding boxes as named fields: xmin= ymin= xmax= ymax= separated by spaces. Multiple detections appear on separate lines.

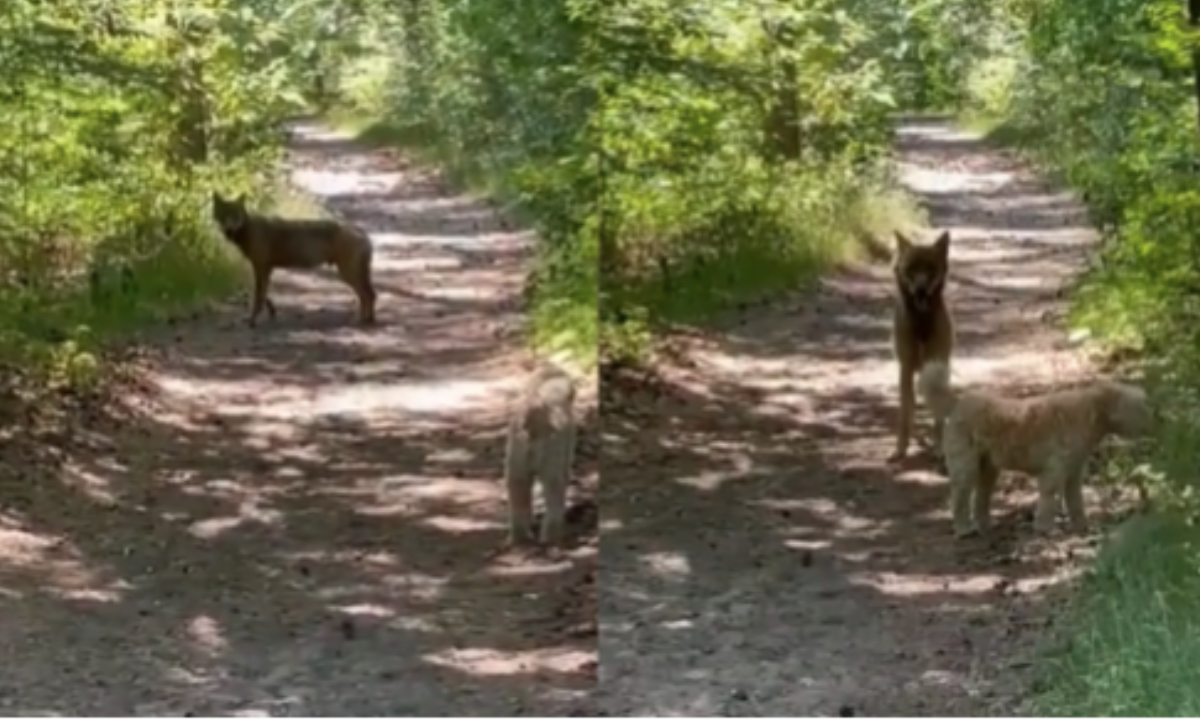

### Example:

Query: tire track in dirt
xmin=0 ymin=121 xmax=596 ymax=715
xmin=598 ymin=116 xmax=1107 ymax=716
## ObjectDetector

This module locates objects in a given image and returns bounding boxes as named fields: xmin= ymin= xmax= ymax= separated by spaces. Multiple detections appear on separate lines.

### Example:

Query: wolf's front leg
xmin=890 ymin=365 xmax=916 ymax=462
xmin=249 ymin=263 xmax=275 ymax=326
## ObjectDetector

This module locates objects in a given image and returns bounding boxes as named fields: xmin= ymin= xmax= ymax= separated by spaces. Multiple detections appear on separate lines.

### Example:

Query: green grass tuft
xmin=1032 ymin=511 xmax=1200 ymax=717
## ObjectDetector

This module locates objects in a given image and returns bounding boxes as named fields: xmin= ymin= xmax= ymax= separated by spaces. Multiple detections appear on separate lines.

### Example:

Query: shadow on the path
xmin=0 ymin=389 xmax=597 ymax=715
xmin=598 ymin=360 xmax=1075 ymax=716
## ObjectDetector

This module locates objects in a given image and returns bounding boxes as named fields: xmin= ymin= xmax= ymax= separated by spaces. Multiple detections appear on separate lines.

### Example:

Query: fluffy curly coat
xmin=917 ymin=361 xmax=1153 ymax=537
xmin=504 ymin=363 xmax=577 ymax=547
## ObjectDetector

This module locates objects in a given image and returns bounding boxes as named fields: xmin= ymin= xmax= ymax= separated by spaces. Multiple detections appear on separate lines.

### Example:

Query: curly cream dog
xmin=505 ymin=363 xmax=577 ymax=547
xmin=917 ymin=361 xmax=1153 ymax=537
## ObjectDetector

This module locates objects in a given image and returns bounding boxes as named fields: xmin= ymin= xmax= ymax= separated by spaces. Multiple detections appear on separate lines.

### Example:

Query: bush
xmin=590 ymin=0 xmax=918 ymax=361
xmin=1 ymin=0 xmax=317 ymax=391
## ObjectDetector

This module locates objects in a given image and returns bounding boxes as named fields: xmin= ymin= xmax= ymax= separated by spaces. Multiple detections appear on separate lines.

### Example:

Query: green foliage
xmin=327 ymin=0 xmax=923 ymax=369
xmin=593 ymin=3 xmax=892 ymax=307
xmin=590 ymin=0 xmax=936 ymax=366
xmin=850 ymin=0 xmax=1020 ymax=113
xmin=0 ymin=0 xmax=313 ymax=389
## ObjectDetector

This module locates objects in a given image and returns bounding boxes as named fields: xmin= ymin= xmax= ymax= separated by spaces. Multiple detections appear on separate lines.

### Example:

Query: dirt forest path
xmin=599 ymin=116 xmax=1107 ymax=716
xmin=0 ymin=121 xmax=596 ymax=715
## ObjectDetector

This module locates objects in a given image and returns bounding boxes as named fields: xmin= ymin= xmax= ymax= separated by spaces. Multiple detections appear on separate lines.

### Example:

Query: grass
xmin=1030 ymin=510 xmax=1200 ymax=716
xmin=620 ymin=186 xmax=924 ymax=327
xmin=0 ymin=177 xmax=311 ymax=393
xmin=596 ymin=176 xmax=923 ymax=367
xmin=1027 ymin=354 xmax=1200 ymax=716
xmin=89 ymin=176 xmax=322 ymax=336
xmin=0 ymin=233 xmax=242 ymax=392
xmin=324 ymin=108 xmax=599 ymax=373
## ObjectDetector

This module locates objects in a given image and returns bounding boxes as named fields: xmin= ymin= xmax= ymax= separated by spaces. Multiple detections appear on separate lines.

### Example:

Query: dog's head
xmin=1103 ymin=382 xmax=1155 ymax=438
xmin=211 ymin=191 xmax=249 ymax=239
xmin=894 ymin=230 xmax=950 ymax=311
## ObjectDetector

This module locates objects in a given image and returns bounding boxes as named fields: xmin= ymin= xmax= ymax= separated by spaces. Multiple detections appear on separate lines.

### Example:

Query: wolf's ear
xmin=211 ymin=191 xmax=223 ymax=203
xmin=234 ymin=193 xmax=248 ymax=206
xmin=894 ymin=231 xmax=912 ymax=254
xmin=932 ymin=230 xmax=951 ymax=257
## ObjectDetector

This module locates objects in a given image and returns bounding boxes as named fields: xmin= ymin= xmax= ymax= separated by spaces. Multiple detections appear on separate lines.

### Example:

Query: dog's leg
xmin=974 ymin=456 xmax=999 ymax=534
xmin=1033 ymin=463 xmax=1067 ymax=534
xmin=944 ymin=429 xmax=980 ymax=537
xmin=890 ymin=361 xmax=915 ymax=462
xmin=1063 ymin=460 xmax=1090 ymax=533
xmin=537 ymin=393 xmax=573 ymax=544
xmin=504 ymin=420 xmax=536 ymax=546
xmin=537 ymin=420 xmax=575 ymax=547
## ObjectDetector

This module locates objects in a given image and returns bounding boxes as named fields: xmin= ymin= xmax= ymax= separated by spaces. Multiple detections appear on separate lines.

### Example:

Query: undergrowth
xmin=1030 ymin=506 xmax=1200 ymax=716
xmin=603 ymin=163 xmax=921 ymax=334
xmin=2 ymin=0 xmax=334 ymax=399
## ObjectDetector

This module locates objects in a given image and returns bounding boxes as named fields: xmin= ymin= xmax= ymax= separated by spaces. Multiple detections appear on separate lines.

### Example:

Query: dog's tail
xmin=917 ymin=360 xmax=958 ymax=418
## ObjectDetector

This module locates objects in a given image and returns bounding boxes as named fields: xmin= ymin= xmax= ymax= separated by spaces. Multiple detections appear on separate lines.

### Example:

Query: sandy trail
xmin=0 ymin=121 xmax=596 ymax=716
xmin=598 ymin=116 xmax=1107 ymax=716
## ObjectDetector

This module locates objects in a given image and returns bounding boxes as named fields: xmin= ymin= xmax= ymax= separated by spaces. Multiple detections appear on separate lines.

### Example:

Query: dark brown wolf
xmin=890 ymin=229 xmax=955 ymax=462
xmin=505 ymin=363 xmax=577 ymax=547
xmin=210 ymin=192 xmax=377 ymax=327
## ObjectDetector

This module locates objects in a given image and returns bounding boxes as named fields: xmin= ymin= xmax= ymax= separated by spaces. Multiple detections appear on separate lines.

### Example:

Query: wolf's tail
xmin=917 ymin=360 xmax=958 ymax=419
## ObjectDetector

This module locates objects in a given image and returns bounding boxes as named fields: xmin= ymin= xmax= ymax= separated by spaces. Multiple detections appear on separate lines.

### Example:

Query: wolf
xmin=505 ymin=363 xmax=578 ymax=547
xmin=210 ymin=192 xmax=377 ymax=327
xmin=889 ymin=229 xmax=955 ymax=462
xmin=918 ymin=360 xmax=1153 ymax=537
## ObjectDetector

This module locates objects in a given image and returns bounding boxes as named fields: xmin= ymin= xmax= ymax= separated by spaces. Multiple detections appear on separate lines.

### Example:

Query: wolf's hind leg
xmin=336 ymin=249 xmax=376 ymax=326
